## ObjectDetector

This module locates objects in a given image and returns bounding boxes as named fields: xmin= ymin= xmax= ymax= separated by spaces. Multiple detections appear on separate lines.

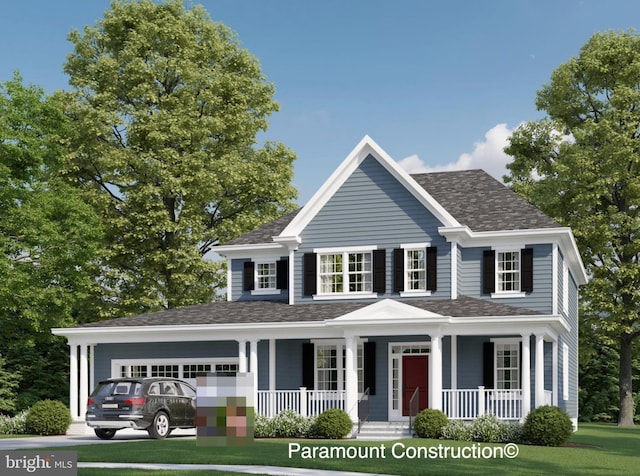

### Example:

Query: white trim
xmin=399 ymin=291 xmax=432 ymax=298
xmin=215 ymin=242 xmax=286 ymax=259
xmin=450 ymin=241 xmax=458 ymax=300
xmin=109 ymin=357 xmax=239 ymax=385
xmin=491 ymin=292 xmax=526 ymax=299
xmin=313 ymin=245 xmax=378 ymax=254
xmin=562 ymin=260 xmax=569 ymax=316
xmin=552 ymin=243 xmax=559 ymax=315
xmin=399 ymin=242 xmax=431 ymax=249
xmin=400 ymin=244 xmax=431 ymax=295
xmin=251 ymin=289 xmax=281 ymax=296
xmin=552 ymin=338 xmax=558 ymax=406
xmin=280 ymin=136 xmax=460 ymax=240
xmin=562 ymin=343 xmax=569 ymax=401
xmin=440 ymin=226 xmax=588 ymax=286
xmin=493 ymin=249 xmax=522 ymax=296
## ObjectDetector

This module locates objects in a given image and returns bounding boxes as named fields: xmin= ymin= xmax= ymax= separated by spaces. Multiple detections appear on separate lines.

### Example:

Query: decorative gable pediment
xmin=331 ymin=298 xmax=445 ymax=323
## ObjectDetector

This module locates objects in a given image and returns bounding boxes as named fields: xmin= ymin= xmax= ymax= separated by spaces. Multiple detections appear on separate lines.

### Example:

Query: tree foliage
xmin=60 ymin=0 xmax=297 ymax=316
xmin=0 ymin=74 xmax=103 ymax=411
xmin=505 ymin=30 xmax=640 ymax=426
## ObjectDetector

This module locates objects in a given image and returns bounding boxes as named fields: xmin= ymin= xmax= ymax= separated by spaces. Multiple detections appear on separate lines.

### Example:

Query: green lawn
xmin=47 ymin=423 xmax=639 ymax=476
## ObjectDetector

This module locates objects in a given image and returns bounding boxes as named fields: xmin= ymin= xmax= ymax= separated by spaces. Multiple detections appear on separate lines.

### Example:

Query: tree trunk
xmin=618 ymin=334 xmax=635 ymax=427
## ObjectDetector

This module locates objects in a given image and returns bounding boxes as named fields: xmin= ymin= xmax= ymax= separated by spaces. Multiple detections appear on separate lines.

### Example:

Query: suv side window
xmin=179 ymin=383 xmax=195 ymax=398
xmin=161 ymin=382 xmax=179 ymax=395
xmin=148 ymin=383 xmax=160 ymax=395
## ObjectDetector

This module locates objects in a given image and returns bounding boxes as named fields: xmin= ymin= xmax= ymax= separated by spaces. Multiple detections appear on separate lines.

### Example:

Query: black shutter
xmin=373 ymin=249 xmax=386 ymax=294
xmin=482 ymin=250 xmax=495 ymax=294
xmin=364 ymin=342 xmax=376 ymax=395
xmin=243 ymin=261 xmax=255 ymax=291
xmin=276 ymin=259 xmax=288 ymax=290
xmin=302 ymin=343 xmax=315 ymax=389
xmin=521 ymin=248 xmax=533 ymax=293
xmin=483 ymin=341 xmax=494 ymax=389
xmin=426 ymin=247 xmax=437 ymax=291
xmin=303 ymin=253 xmax=317 ymax=296
xmin=393 ymin=248 xmax=404 ymax=292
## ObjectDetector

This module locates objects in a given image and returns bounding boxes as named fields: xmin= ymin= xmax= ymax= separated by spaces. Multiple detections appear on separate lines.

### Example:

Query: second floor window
xmin=257 ymin=262 xmax=277 ymax=290
xmin=497 ymin=251 xmax=520 ymax=292
xmin=319 ymin=252 xmax=372 ymax=294
xmin=406 ymin=249 xmax=426 ymax=291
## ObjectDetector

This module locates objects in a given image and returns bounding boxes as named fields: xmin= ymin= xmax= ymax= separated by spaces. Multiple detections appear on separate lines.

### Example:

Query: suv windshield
xmin=92 ymin=381 xmax=143 ymax=398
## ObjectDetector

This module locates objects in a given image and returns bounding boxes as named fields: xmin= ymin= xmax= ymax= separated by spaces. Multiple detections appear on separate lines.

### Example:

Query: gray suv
xmin=86 ymin=377 xmax=196 ymax=439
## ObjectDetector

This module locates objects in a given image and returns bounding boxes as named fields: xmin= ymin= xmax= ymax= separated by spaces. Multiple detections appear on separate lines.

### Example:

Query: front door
xmin=402 ymin=355 xmax=428 ymax=416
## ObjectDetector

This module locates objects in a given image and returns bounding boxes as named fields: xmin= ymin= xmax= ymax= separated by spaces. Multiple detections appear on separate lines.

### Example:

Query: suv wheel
xmin=148 ymin=411 xmax=170 ymax=439
xmin=95 ymin=428 xmax=117 ymax=440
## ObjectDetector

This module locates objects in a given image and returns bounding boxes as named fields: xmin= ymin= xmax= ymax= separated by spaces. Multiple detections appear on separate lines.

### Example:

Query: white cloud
xmin=398 ymin=123 xmax=516 ymax=182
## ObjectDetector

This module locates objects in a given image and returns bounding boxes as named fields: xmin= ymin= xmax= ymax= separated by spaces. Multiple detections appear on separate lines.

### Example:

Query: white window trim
xmin=491 ymin=248 xmax=525 ymax=298
xmin=250 ymin=259 xmax=279 ymax=295
xmin=312 ymin=246 xmax=378 ymax=299
xmin=562 ymin=261 xmax=569 ymax=316
xmin=311 ymin=339 xmax=366 ymax=393
xmin=399 ymin=243 xmax=432 ymax=298
xmin=491 ymin=338 xmax=521 ymax=391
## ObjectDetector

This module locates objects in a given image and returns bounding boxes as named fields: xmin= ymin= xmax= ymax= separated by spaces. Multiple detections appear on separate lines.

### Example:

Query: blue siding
xmin=295 ymin=155 xmax=450 ymax=303
xmin=458 ymin=244 xmax=554 ymax=314
xmin=94 ymin=341 xmax=238 ymax=383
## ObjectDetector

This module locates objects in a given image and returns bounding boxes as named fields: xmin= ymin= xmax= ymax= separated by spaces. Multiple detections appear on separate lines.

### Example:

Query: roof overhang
xmin=52 ymin=299 xmax=569 ymax=345
xmin=439 ymin=225 xmax=588 ymax=286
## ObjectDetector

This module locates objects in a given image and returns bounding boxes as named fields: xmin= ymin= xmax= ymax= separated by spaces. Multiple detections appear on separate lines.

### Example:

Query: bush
xmin=271 ymin=409 xmax=309 ymax=438
xmin=313 ymin=408 xmax=353 ymax=439
xmin=523 ymin=405 xmax=573 ymax=446
xmin=470 ymin=413 xmax=504 ymax=442
xmin=0 ymin=410 xmax=28 ymax=435
xmin=502 ymin=421 xmax=524 ymax=444
xmin=25 ymin=400 xmax=72 ymax=436
xmin=254 ymin=414 xmax=275 ymax=438
xmin=441 ymin=419 xmax=472 ymax=441
xmin=413 ymin=408 xmax=448 ymax=439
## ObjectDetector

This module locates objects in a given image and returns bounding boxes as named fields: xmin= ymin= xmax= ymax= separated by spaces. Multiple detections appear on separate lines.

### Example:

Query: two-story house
xmin=54 ymin=136 xmax=587 ymax=433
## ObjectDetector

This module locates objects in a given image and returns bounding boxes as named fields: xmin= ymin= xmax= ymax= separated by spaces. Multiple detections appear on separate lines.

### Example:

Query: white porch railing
xmin=257 ymin=387 xmax=346 ymax=418
xmin=442 ymin=387 xmax=523 ymax=420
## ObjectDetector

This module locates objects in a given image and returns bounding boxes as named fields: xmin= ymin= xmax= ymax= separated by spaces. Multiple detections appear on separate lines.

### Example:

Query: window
xmin=495 ymin=343 xmax=520 ymax=390
xmin=319 ymin=251 xmax=372 ymax=295
xmin=152 ymin=365 xmax=179 ymax=378
xmin=314 ymin=342 xmax=364 ymax=392
xmin=112 ymin=358 xmax=238 ymax=385
xmin=183 ymin=364 xmax=211 ymax=379
xmin=406 ymin=249 xmax=426 ymax=291
xmin=257 ymin=262 xmax=277 ymax=290
xmin=483 ymin=248 xmax=533 ymax=296
xmin=497 ymin=251 xmax=520 ymax=292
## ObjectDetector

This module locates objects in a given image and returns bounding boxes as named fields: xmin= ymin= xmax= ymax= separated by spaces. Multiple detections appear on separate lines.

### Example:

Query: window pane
xmin=407 ymin=249 xmax=426 ymax=290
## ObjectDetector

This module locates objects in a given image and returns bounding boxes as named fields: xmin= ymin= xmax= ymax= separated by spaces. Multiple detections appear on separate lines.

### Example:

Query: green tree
xmin=0 ymin=74 xmax=103 ymax=409
xmin=505 ymin=30 xmax=640 ymax=426
xmin=60 ymin=0 xmax=297 ymax=316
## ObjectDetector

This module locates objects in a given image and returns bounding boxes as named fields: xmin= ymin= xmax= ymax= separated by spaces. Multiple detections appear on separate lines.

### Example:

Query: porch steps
xmin=356 ymin=421 xmax=412 ymax=440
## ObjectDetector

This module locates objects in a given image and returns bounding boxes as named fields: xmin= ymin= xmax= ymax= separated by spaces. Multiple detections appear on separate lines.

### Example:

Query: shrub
xmin=413 ymin=408 xmax=449 ymax=439
xmin=501 ymin=421 xmax=524 ymax=444
xmin=254 ymin=414 xmax=275 ymax=438
xmin=271 ymin=409 xmax=308 ymax=438
xmin=470 ymin=413 xmax=504 ymax=443
xmin=0 ymin=410 xmax=28 ymax=435
xmin=313 ymin=408 xmax=353 ymax=439
xmin=25 ymin=400 xmax=72 ymax=436
xmin=441 ymin=419 xmax=472 ymax=441
xmin=523 ymin=405 xmax=573 ymax=446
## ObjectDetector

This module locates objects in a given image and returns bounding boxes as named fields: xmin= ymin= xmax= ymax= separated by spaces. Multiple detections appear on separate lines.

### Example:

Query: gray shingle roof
xmin=411 ymin=170 xmax=559 ymax=231
xmin=76 ymin=296 xmax=539 ymax=328
xmin=222 ymin=169 xmax=558 ymax=246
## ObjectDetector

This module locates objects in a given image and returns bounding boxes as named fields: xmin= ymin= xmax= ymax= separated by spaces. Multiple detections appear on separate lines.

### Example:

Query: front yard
xmin=46 ymin=423 xmax=639 ymax=475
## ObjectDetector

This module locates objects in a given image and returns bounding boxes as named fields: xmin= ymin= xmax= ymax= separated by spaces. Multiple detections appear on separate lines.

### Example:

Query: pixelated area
xmin=196 ymin=373 xmax=255 ymax=446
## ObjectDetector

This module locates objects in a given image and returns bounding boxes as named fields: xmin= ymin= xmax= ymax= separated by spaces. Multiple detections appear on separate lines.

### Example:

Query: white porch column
xmin=269 ymin=339 xmax=276 ymax=391
xmin=430 ymin=333 xmax=443 ymax=411
xmin=79 ymin=345 xmax=89 ymax=419
xmin=344 ymin=335 xmax=358 ymax=422
xmin=238 ymin=340 xmax=247 ymax=373
xmin=250 ymin=340 xmax=258 ymax=406
xmin=521 ymin=334 xmax=531 ymax=418
xmin=535 ymin=335 xmax=545 ymax=408
xmin=69 ymin=342 xmax=79 ymax=420
xmin=89 ymin=344 xmax=95 ymax=393
xmin=552 ymin=338 xmax=558 ymax=406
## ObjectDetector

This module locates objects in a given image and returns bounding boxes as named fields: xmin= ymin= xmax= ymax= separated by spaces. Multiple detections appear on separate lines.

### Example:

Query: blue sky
xmin=1 ymin=0 xmax=638 ymax=203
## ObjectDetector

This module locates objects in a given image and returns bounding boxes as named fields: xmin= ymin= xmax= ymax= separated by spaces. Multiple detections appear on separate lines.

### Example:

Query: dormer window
xmin=257 ymin=262 xmax=277 ymax=290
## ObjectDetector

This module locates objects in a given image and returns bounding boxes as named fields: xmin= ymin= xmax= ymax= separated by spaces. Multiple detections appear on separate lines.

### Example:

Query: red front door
xmin=402 ymin=355 xmax=428 ymax=416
